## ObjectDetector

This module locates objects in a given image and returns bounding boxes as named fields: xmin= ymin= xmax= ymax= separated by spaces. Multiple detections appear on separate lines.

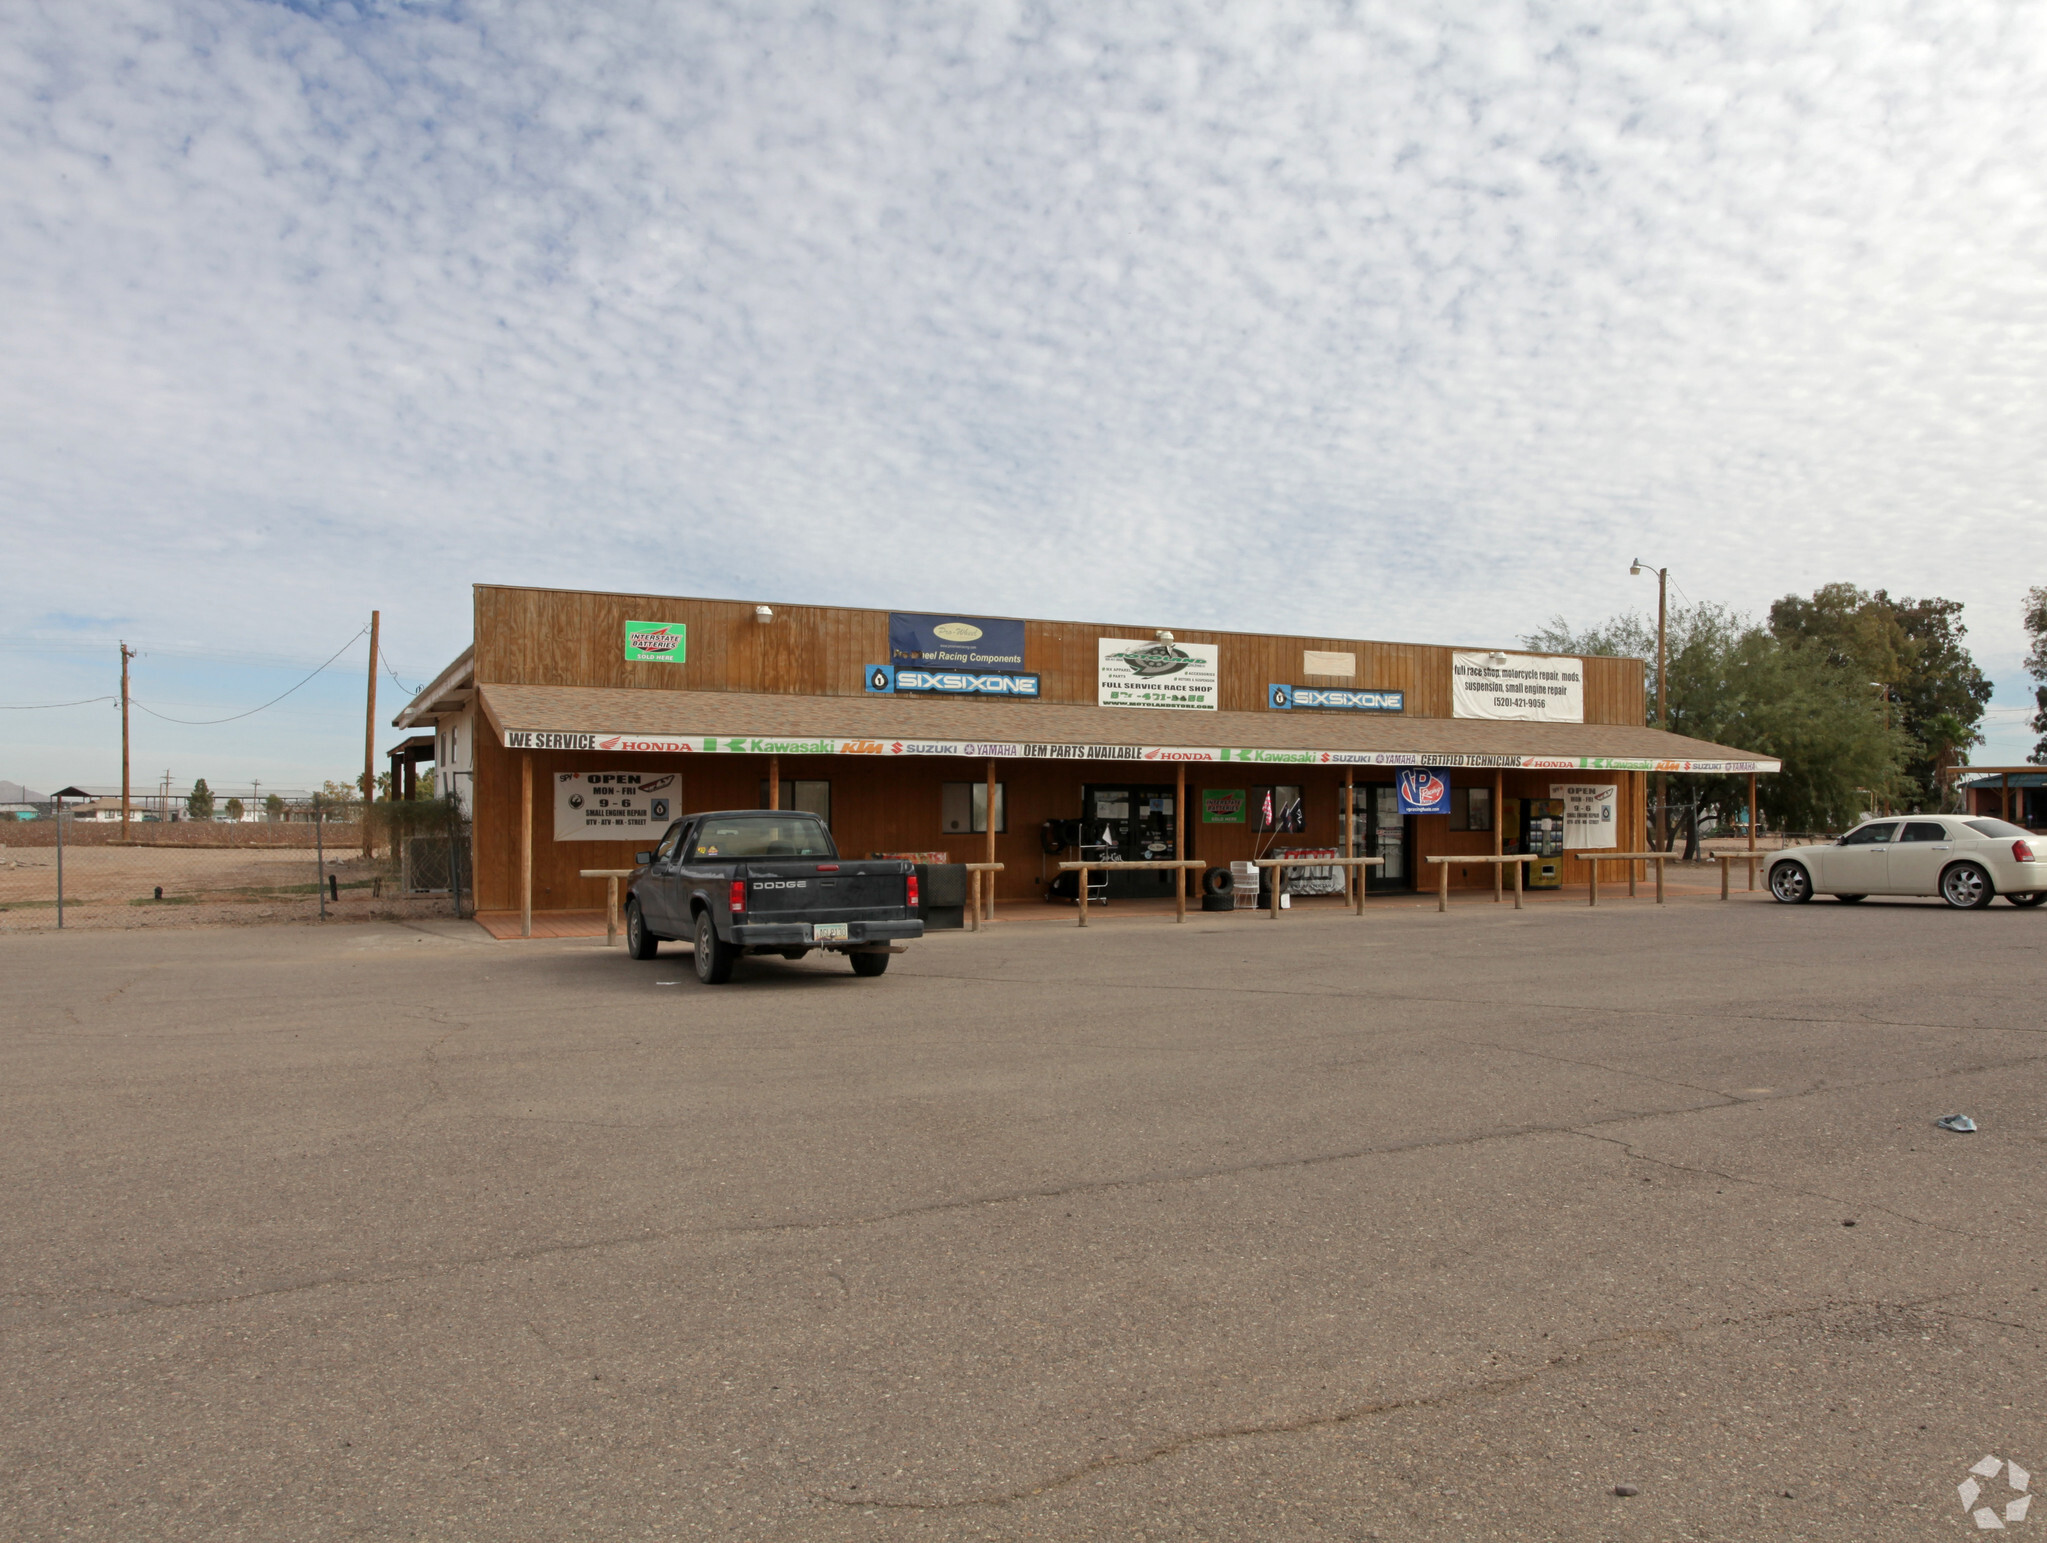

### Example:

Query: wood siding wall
xmin=474 ymin=586 xmax=1647 ymax=726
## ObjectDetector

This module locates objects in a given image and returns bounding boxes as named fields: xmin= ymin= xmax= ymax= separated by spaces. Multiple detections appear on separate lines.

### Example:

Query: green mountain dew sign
xmin=623 ymin=621 xmax=687 ymax=664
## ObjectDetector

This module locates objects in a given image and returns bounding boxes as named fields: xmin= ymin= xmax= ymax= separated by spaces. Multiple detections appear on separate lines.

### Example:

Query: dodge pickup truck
xmin=621 ymin=809 xmax=922 ymax=982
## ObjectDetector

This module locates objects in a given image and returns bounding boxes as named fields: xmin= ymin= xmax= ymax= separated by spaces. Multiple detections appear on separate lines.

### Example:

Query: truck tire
xmin=1200 ymin=893 xmax=1234 ymax=912
xmin=1201 ymin=866 xmax=1233 ymax=897
xmin=849 ymin=951 xmax=890 ymax=977
xmin=693 ymin=908 xmax=737 ymax=983
xmin=624 ymin=899 xmax=659 ymax=959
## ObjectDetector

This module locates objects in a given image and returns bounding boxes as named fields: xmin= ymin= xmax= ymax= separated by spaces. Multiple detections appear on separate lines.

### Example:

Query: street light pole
xmin=1631 ymin=560 xmax=1669 ymax=850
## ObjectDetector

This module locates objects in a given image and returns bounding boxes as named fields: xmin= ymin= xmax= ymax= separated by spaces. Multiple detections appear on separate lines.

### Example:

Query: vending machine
xmin=1522 ymin=798 xmax=1565 ymax=889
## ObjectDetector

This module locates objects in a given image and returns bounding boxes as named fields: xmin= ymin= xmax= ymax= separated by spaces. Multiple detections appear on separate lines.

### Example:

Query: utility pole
xmin=1656 ymin=565 xmax=1667 ymax=851
xmin=119 ymin=642 xmax=136 ymax=828
xmin=362 ymin=609 xmax=380 ymax=858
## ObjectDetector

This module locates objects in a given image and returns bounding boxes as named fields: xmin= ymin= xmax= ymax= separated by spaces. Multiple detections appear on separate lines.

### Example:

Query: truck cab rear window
xmin=693 ymin=816 xmax=837 ymax=859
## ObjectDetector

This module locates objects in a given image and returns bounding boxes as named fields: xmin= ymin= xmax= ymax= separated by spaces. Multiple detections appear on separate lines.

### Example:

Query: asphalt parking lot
xmin=3 ymin=896 xmax=2042 ymax=1541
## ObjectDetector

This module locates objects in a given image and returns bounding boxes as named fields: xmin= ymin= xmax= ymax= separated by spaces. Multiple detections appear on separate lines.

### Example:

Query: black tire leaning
xmin=1201 ymin=866 xmax=1233 ymax=897
xmin=693 ymin=908 xmax=737 ymax=983
xmin=1940 ymin=862 xmax=1995 ymax=910
xmin=2006 ymin=892 xmax=2047 ymax=907
xmin=1200 ymin=893 xmax=1235 ymax=912
xmin=850 ymin=951 xmax=889 ymax=977
xmin=624 ymin=899 xmax=659 ymax=959
xmin=1769 ymin=862 xmax=1812 ymax=904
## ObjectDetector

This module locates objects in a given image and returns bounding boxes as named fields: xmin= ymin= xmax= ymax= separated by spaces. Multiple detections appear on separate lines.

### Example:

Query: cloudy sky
xmin=3 ymin=0 xmax=2043 ymax=791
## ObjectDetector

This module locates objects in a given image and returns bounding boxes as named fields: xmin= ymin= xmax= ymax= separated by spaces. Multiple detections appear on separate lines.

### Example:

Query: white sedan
xmin=1770 ymin=816 xmax=2044 ymax=909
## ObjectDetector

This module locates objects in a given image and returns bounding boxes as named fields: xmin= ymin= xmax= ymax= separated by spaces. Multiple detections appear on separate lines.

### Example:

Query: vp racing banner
xmin=500 ymin=728 xmax=1778 ymax=774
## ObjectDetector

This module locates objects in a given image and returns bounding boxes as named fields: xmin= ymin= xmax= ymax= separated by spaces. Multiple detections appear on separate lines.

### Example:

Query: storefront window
xmin=941 ymin=782 xmax=1007 ymax=835
xmin=1450 ymin=787 xmax=1492 ymax=831
xmin=758 ymin=779 xmax=832 ymax=826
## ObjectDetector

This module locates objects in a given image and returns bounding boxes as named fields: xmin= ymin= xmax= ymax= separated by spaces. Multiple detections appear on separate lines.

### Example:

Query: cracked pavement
xmin=1 ymin=896 xmax=2042 ymax=1539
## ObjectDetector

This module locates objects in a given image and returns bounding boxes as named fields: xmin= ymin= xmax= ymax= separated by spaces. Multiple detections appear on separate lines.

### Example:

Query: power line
xmin=0 ymin=696 xmax=117 ymax=709
xmin=129 ymin=627 xmax=369 ymax=726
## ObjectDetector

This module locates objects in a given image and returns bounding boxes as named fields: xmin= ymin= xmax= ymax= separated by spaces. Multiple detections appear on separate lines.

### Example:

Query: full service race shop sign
xmin=554 ymin=771 xmax=676 ymax=840
xmin=1552 ymin=783 xmax=1618 ymax=849
xmin=1097 ymin=639 xmax=1220 ymax=710
xmin=1450 ymin=653 xmax=1584 ymax=722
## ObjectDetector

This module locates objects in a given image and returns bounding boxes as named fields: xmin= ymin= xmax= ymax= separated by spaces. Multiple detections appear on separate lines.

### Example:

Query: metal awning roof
xmin=475 ymin=683 xmax=1781 ymax=773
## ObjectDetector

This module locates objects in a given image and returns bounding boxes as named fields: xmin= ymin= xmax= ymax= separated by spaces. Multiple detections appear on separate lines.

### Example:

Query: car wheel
xmin=1940 ymin=862 xmax=1995 ymax=910
xmin=1769 ymin=862 xmax=1812 ymax=904
xmin=2006 ymin=891 xmax=2047 ymax=908
xmin=693 ymin=908 xmax=737 ymax=983
xmin=849 ymin=951 xmax=890 ymax=977
xmin=624 ymin=899 xmax=659 ymax=959
xmin=1834 ymin=893 xmax=1866 ymax=904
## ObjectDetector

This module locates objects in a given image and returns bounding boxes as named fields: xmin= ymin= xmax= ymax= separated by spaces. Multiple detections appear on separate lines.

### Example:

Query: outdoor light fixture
xmin=754 ymin=605 xmax=773 ymax=624
xmin=1154 ymin=629 xmax=1174 ymax=643
xmin=1488 ymin=651 xmax=1508 ymax=664
xmin=1630 ymin=559 xmax=1644 ymax=575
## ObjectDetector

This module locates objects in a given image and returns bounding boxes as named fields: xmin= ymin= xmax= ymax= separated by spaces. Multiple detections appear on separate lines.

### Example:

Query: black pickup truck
xmin=622 ymin=809 xmax=921 ymax=982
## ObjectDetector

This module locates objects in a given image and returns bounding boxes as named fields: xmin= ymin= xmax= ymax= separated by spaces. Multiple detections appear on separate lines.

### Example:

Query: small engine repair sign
xmin=554 ymin=771 xmax=676 ymax=840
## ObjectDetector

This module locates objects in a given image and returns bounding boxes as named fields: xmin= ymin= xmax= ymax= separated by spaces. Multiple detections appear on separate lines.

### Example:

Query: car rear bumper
xmin=731 ymin=919 xmax=925 ymax=946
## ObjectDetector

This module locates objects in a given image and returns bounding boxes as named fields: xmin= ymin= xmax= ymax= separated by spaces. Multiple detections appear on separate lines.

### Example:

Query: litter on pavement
xmin=1935 ymin=1115 xmax=1978 ymax=1134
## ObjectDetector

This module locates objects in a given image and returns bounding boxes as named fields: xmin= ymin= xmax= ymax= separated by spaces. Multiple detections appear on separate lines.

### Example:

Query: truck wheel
xmin=693 ymin=909 xmax=737 ymax=983
xmin=624 ymin=899 xmax=659 ymax=959
xmin=849 ymin=951 xmax=890 ymax=977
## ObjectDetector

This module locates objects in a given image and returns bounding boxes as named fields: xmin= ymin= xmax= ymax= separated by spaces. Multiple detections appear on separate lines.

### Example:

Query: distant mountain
xmin=0 ymin=781 xmax=50 ymax=805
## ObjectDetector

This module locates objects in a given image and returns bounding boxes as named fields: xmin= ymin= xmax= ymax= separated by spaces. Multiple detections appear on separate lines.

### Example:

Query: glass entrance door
xmin=1348 ymin=785 xmax=1411 ymax=892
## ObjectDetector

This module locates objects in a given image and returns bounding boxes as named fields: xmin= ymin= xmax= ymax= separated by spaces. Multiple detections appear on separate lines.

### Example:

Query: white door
xmin=1826 ymin=821 xmax=1899 ymax=893
xmin=1887 ymin=820 xmax=1956 ymax=894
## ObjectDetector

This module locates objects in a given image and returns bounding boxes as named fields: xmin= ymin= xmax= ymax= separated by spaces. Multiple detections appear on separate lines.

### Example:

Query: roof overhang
xmin=476 ymin=683 xmax=1782 ymax=774
xmin=393 ymin=646 xmax=476 ymax=729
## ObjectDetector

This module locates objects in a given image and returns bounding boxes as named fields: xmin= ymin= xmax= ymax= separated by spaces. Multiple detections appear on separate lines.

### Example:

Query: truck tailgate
xmin=741 ymin=862 xmax=911 ymax=920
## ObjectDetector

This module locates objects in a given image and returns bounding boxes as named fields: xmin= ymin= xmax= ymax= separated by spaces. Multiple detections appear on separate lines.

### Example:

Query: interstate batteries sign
xmin=1268 ymin=683 xmax=1404 ymax=712
xmin=623 ymin=621 xmax=687 ymax=663
xmin=1097 ymin=639 xmax=1219 ymax=710
xmin=865 ymin=664 xmax=1041 ymax=697
xmin=501 ymin=728 xmax=1777 ymax=774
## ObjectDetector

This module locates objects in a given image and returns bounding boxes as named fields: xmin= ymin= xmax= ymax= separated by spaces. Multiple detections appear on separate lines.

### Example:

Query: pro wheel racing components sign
xmin=865 ymin=664 xmax=1040 ymax=696
xmin=1396 ymin=768 xmax=1451 ymax=815
xmin=889 ymin=614 xmax=1026 ymax=671
xmin=554 ymin=771 xmax=676 ymax=840
xmin=1450 ymin=653 xmax=1584 ymax=722
xmin=1551 ymin=783 xmax=1618 ymax=848
xmin=623 ymin=621 xmax=687 ymax=664
xmin=1097 ymin=639 xmax=1219 ymax=710
xmin=1268 ymin=683 xmax=1404 ymax=712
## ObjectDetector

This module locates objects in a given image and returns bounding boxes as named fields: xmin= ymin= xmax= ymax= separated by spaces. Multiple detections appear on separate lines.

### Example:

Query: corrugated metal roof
xmin=476 ymin=683 xmax=1782 ymax=772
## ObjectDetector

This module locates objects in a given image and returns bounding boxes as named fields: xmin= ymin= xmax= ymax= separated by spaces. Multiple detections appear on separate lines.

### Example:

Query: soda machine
xmin=1521 ymin=798 xmax=1565 ymax=889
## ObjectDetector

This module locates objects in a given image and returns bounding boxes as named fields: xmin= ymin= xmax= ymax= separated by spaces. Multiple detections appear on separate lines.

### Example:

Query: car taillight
xmin=906 ymin=872 xmax=919 ymax=908
xmin=2016 ymin=841 xmax=2036 ymax=863
xmin=728 ymin=878 xmax=745 ymax=912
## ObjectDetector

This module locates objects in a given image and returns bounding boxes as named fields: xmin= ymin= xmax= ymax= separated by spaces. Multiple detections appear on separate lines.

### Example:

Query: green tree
xmin=224 ymin=796 xmax=245 ymax=822
xmin=264 ymin=792 xmax=285 ymax=820
xmin=1526 ymin=602 xmax=1905 ymax=834
xmin=186 ymin=778 xmax=215 ymax=820
xmin=2024 ymin=587 xmax=2047 ymax=765
xmin=416 ymin=768 xmax=437 ymax=800
xmin=1767 ymin=584 xmax=1990 ymax=806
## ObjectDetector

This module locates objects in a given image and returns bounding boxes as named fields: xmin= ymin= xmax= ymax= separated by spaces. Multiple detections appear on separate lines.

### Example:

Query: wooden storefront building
xmin=395 ymin=585 xmax=1780 ymax=918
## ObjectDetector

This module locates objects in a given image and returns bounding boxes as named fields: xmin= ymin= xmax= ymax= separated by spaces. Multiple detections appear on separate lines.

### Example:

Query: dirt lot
xmin=0 ymin=845 xmax=451 ymax=930
xmin=1 ymin=896 xmax=2041 ymax=1540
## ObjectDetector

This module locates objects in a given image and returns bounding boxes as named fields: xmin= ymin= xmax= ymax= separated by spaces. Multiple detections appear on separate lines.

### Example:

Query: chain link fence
xmin=0 ymin=794 xmax=470 ymax=932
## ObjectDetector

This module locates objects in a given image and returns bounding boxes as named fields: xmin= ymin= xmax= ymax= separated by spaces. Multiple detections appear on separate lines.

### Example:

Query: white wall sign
xmin=1551 ymin=783 xmax=1618 ymax=849
xmin=1302 ymin=650 xmax=1355 ymax=677
xmin=1097 ymin=639 xmax=1220 ymax=710
xmin=1451 ymin=652 xmax=1585 ymax=722
xmin=555 ymin=770 xmax=677 ymax=840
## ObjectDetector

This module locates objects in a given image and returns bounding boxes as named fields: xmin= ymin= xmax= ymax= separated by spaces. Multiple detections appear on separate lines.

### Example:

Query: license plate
xmin=812 ymin=923 xmax=850 ymax=942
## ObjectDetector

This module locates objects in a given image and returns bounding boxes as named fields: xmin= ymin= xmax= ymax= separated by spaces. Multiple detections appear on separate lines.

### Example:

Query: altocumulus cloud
xmin=1 ymin=0 xmax=2043 ymax=747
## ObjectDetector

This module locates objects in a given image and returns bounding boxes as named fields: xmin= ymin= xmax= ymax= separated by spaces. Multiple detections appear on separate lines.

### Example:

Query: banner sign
xmin=1268 ymin=683 xmax=1404 ymax=713
xmin=623 ymin=621 xmax=687 ymax=664
xmin=1202 ymin=789 xmax=1247 ymax=823
xmin=1097 ymin=639 xmax=1220 ymax=710
xmin=1396 ymin=768 xmax=1451 ymax=815
xmin=1552 ymin=783 xmax=1619 ymax=849
xmin=865 ymin=664 xmax=1040 ymax=697
xmin=889 ymin=613 xmax=1026 ymax=671
xmin=499 ymin=730 xmax=1777 ymax=774
xmin=554 ymin=771 xmax=676 ymax=840
xmin=1450 ymin=653 xmax=1584 ymax=722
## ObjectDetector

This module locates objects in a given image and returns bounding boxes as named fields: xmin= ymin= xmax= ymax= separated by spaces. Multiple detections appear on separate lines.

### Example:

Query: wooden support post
xmin=1438 ymin=859 xmax=1449 ymax=913
xmin=968 ymin=870 xmax=980 ymax=932
xmin=520 ymin=753 xmax=533 ymax=939
xmin=1721 ymin=858 xmax=1730 ymax=900
xmin=1747 ymin=773 xmax=1757 ymax=889
xmin=1492 ymin=769 xmax=1503 ymax=902
xmin=1655 ymin=855 xmax=1666 ymax=905
xmin=1588 ymin=855 xmax=1598 ymax=907
xmin=362 ymin=609 xmax=380 ymax=858
xmin=1357 ymin=855 xmax=1367 ymax=917
xmin=606 ymin=877 xmax=619 ymax=945
xmin=1628 ymin=771 xmax=1639 ymax=898
xmin=1513 ymin=856 xmax=1522 ymax=910
xmin=768 ymin=755 xmax=779 ymax=809
xmin=1076 ymin=865 xmax=1089 ymax=927
xmin=1344 ymin=768 xmax=1356 ymax=906
xmin=985 ymin=758 xmax=997 ymax=922
xmin=1269 ymin=862 xmax=1281 ymax=920
xmin=1178 ymin=763 xmax=1189 ymax=905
